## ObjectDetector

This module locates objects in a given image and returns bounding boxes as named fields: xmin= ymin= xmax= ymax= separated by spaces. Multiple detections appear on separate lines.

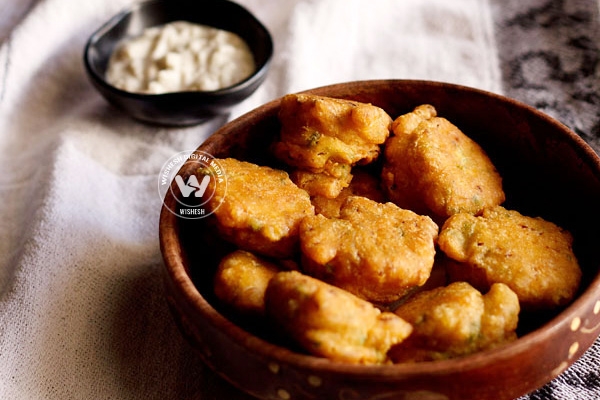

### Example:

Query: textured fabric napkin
xmin=0 ymin=0 xmax=598 ymax=399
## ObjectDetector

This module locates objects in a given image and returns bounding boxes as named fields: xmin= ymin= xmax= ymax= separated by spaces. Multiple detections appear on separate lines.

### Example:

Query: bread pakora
xmin=273 ymin=93 xmax=392 ymax=198
xmin=438 ymin=205 xmax=582 ymax=310
xmin=390 ymin=281 xmax=519 ymax=362
xmin=204 ymin=158 xmax=314 ymax=258
xmin=213 ymin=250 xmax=281 ymax=316
xmin=381 ymin=104 xmax=505 ymax=222
xmin=299 ymin=196 xmax=439 ymax=304
xmin=265 ymin=270 xmax=413 ymax=364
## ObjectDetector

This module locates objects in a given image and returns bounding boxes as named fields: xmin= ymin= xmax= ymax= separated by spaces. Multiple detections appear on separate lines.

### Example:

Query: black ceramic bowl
xmin=83 ymin=0 xmax=273 ymax=126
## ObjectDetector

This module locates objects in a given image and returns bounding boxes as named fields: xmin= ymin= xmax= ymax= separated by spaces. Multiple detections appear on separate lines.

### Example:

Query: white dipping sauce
xmin=106 ymin=21 xmax=256 ymax=94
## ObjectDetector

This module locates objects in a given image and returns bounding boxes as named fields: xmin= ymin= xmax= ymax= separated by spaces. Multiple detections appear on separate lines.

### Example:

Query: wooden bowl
xmin=159 ymin=80 xmax=600 ymax=400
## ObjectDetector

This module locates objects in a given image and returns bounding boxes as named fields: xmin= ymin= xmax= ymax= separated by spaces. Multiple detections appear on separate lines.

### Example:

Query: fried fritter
xmin=300 ymin=196 xmax=439 ymax=304
xmin=438 ymin=205 xmax=582 ymax=310
xmin=273 ymin=94 xmax=391 ymax=198
xmin=265 ymin=270 xmax=413 ymax=364
xmin=273 ymin=93 xmax=392 ymax=171
xmin=213 ymin=250 xmax=281 ymax=316
xmin=392 ymin=103 xmax=437 ymax=134
xmin=311 ymin=169 xmax=386 ymax=218
xmin=390 ymin=281 xmax=519 ymax=362
xmin=205 ymin=158 xmax=314 ymax=258
xmin=290 ymin=163 xmax=353 ymax=198
xmin=381 ymin=104 xmax=505 ymax=222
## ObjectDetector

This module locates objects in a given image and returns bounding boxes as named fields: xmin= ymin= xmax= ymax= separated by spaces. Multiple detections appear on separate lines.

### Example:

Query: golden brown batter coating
xmin=205 ymin=158 xmax=314 ymax=258
xmin=272 ymin=93 xmax=391 ymax=199
xmin=265 ymin=271 xmax=413 ymax=364
xmin=273 ymin=93 xmax=392 ymax=171
xmin=392 ymin=103 xmax=437 ymax=135
xmin=381 ymin=104 xmax=505 ymax=222
xmin=213 ymin=250 xmax=281 ymax=316
xmin=438 ymin=205 xmax=582 ymax=310
xmin=390 ymin=281 xmax=519 ymax=362
xmin=299 ymin=196 xmax=439 ymax=304
xmin=290 ymin=163 xmax=353 ymax=199
xmin=311 ymin=169 xmax=386 ymax=218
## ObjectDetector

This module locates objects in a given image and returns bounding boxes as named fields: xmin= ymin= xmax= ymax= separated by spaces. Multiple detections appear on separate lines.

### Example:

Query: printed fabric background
xmin=0 ymin=0 xmax=599 ymax=399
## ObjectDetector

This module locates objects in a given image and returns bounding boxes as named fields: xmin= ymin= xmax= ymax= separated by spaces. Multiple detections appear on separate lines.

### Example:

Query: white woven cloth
xmin=0 ymin=0 xmax=598 ymax=399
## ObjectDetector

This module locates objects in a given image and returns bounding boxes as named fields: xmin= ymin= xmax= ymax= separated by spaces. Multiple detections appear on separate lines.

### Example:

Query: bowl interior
xmin=161 ymin=80 xmax=600 ymax=398
xmin=83 ymin=0 xmax=273 ymax=125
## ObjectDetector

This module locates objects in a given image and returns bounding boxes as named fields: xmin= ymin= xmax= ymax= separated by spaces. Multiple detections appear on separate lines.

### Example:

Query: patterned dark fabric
xmin=492 ymin=0 xmax=600 ymax=398
xmin=493 ymin=0 xmax=600 ymax=149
